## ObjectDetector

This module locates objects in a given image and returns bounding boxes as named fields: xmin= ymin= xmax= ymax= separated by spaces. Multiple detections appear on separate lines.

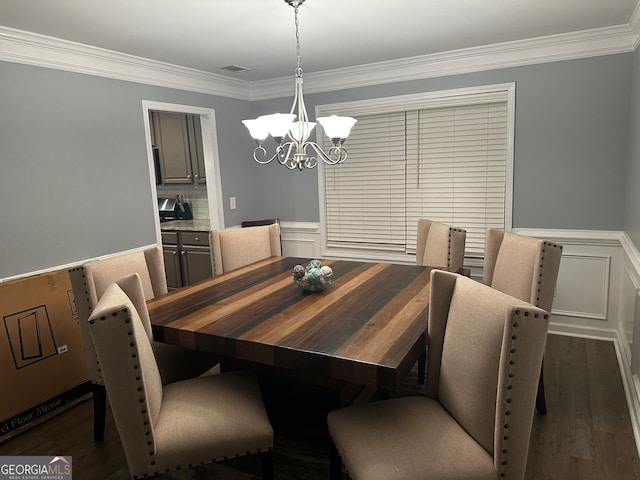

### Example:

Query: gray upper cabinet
xmin=187 ymin=115 xmax=206 ymax=185
xmin=151 ymin=111 xmax=205 ymax=185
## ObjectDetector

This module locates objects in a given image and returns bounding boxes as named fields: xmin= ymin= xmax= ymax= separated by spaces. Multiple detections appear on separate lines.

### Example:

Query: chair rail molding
xmin=0 ymin=244 xmax=159 ymax=284
xmin=280 ymin=222 xmax=322 ymax=259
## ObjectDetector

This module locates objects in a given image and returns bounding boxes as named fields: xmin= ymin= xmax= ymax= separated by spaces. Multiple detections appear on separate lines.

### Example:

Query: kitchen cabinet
xmin=161 ymin=232 xmax=182 ymax=289
xmin=161 ymin=230 xmax=212 ymax=289
xmin=186 ymin=114 xmax=206 ymax=184
xmin=151 ymin=111 xmax=205 ymax=186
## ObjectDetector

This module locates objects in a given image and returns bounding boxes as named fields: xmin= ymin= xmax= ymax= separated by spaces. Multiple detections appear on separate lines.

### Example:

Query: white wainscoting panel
xmin=620 ymin=263 xmax=639 ymax=360
xmin=552 ymin=254 xmax=611 ymax=320
xmin=632 ymin=291 xmax=640 ymax=376
xmin=280 ymin=221 xmax=322 ymax=258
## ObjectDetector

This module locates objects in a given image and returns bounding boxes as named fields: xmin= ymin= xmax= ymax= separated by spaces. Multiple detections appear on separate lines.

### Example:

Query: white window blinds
xmin=319 ymin=85 xmax=513 ymax=260
xmin=324 ymin=112 xmax=407 ymax=251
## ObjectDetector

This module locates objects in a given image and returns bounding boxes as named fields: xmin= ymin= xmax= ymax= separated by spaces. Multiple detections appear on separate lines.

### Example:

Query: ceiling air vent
xmin=220 ymin=65 xmax=251 ymax=73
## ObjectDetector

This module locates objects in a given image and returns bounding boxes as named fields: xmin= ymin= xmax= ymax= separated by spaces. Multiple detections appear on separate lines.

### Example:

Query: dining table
xmin=148 ymin=256 xmax=444 ymax=406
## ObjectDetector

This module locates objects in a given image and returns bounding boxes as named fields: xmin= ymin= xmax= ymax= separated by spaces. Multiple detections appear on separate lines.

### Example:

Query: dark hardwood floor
xmin=1 ymin=334 xmax=639 ymax=479
xmin=526 ymin=335 xmax=640 ymax=479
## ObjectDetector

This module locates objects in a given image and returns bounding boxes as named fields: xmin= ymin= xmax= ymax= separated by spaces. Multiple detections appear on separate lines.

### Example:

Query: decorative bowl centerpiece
xmin=293 ymin=259 xmax=333 ymax=292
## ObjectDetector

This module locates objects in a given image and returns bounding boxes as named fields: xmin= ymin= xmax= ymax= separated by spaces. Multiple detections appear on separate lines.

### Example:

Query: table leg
xmin=417 ymin=349 xmax=426 ymax=385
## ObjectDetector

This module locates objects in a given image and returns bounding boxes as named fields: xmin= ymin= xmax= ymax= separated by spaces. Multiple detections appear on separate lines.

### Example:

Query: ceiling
xmin=0 ymin=0 xmax=639 ymax=83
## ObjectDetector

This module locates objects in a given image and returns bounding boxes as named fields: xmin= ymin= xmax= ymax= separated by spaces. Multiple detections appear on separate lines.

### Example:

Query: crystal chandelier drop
xmin=242 ymin=0 xmax=357 ymax=171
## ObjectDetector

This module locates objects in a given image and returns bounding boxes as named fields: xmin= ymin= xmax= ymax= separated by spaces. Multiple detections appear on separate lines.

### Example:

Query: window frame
xmin=316 ymin=83 xmax=515 ymax=265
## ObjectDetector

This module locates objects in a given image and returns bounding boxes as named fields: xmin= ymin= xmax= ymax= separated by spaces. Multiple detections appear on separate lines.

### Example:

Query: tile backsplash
xmin=157 ymin=185 xmax=209 ymax=220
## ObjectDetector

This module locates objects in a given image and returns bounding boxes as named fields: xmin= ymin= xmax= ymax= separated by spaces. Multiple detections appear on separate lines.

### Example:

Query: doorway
xmin=142 ymin=101 xmax=224 ymax=244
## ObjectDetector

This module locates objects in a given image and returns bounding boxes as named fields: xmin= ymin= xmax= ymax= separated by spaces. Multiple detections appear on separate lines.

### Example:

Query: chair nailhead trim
xmin=112 ymin=313 xmax=158 ymax=468
xmin=499 ymin=310 xmax=528 ymax=478
xmin=444 ymin=227 xmax=465 ymax=268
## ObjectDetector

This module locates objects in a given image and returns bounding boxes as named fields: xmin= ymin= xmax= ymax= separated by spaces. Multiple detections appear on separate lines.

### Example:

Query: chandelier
xmin=242 ymin=0 xmax=357 ymax=171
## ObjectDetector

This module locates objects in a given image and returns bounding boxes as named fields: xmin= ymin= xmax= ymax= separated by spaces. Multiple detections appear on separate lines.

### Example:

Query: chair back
xmin=242 ymin=218 xmax=282 ymax=251
xmin=69 ymin=246 xmax=166 ymax=385
xmin=427 ymin=270 xmax=549 ymax=479
xmin=88 ymin=274 xmax=163 ymax=476
xmin=416 ymin=219 xmax=466 ymax=269
xmin=211 ymin=223 xmax=281 ymax=274
xmin=483 ymin=229 xmax=563 ymax=313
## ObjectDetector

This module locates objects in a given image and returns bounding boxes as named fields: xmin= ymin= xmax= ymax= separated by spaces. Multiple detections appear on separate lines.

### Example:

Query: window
xmin=318 ymin=84 xmax=514 ymax=262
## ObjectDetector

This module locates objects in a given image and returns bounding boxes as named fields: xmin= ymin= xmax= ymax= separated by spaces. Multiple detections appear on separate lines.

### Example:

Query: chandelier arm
xmin=252 ymin=145 xmax=276 ymax=165
xmin=277 ymin=142 xmax=300 ymax=169
xmin=330 ymin=145 xmax=349 ymax=164
xmin=306 ymin=142 xmax=348 ymax=165
xmin=303 ymin=155 xmax=318 ymax=169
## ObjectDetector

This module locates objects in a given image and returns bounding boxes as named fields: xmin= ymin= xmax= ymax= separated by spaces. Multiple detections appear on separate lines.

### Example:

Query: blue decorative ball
xmin=307 ymin=259 xmax=322 ymax=272
xmin=306 ymin=267 xmax=322 ymax=283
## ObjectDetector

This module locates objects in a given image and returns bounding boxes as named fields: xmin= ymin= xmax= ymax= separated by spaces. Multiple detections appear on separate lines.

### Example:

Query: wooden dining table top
xmin=148 ymin=256 xmax=438 ymax=391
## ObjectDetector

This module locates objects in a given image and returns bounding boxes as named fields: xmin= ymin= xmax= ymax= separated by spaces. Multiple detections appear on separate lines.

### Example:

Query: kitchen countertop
xmin=160 ymin=219 xmax=211 ymax=231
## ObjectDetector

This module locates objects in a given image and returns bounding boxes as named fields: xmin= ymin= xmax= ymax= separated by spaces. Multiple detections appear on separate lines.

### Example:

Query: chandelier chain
xmin=294 ymin=4 xmax=302 ymax=77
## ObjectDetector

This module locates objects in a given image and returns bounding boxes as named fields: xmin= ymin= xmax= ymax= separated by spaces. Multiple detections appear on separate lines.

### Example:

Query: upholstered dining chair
xmin=414 ymin=219 xmax=466 ymax=383
xmin=483 ymin=228 xmax=563 ymax=414
xmin=69 ymin=246 xmax=218 ymax=441
xmin=328 ymin=270 xmax=549 ymax=480
xmin=210 ymin=223 xmax=281 ymax=274
xmin=416 ymin=218 xmax=466 ymax=270
xmin=88 ymin=273 xmax=274 ymax=479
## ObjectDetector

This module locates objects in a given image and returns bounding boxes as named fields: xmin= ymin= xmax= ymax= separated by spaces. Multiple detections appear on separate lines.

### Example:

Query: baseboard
xmin=614 ymin=327 xmax=640 ymax=459
xmin=548 ymin=323 xmax=618 ymax=340
xmin=0 ymin=244 xmax=159 ymax=284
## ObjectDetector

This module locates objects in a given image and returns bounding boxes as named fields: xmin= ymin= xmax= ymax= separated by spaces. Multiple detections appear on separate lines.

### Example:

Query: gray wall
xmin=0 ymin=52 xmax=635 ymax=279
xmin=626 ymin=47 xmax=640 ymax=246
xmin=0 ymin=61 xmax=256 ymax=279
xmin=254 ymin=54 xmax=632 ymax=229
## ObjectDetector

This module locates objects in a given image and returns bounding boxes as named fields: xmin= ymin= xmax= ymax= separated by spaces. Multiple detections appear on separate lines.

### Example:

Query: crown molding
xmin=0 ymin=23 xmax=638 ymax=101
xmin=632 ymin=0 xmax=640 ymax=50
xmin=0 ymin=26 xmax=251 ymax=100
xmin=258 ymin=25 xmax=639 ymax=99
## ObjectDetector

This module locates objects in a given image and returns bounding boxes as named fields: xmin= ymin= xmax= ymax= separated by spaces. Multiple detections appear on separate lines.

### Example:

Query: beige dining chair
xmin=88 ymin=273 xmax=274 ymax=479
xmin=483 ymin=228 xmax=563 ymax=415
xmin=416 ymin=219 xmax=466 ymax=270
xmin=210 ymin=223 xmax=281 ymax=274
xmin=415 ymin=219 xmax=467 ymax=383
xmin=328 ymin=270 xmax=549 ymax=480
xmin=69 ymin=246 xmax=218 ymax=442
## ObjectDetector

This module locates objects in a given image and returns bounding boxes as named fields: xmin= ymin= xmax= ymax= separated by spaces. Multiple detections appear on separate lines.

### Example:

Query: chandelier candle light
xmin=242 ymin=0 xmax=357 ymax=171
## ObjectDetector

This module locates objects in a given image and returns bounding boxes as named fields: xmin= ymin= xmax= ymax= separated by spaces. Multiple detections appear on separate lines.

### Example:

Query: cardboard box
xmin=0 ymin=269 xmax=90 ymax=442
